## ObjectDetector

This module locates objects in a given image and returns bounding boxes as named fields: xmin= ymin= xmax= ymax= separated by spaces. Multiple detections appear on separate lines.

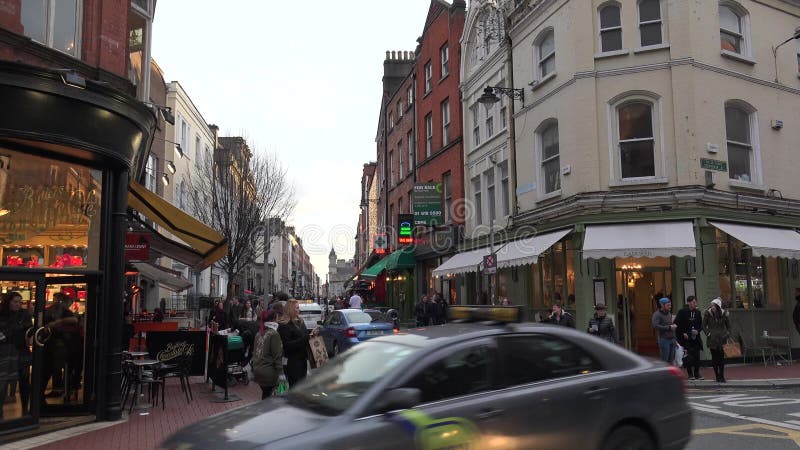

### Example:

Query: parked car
xmin=318 ymin=308 xmax=395 ymax=356
xmin=162 ymin=306 xmax=692 ymax=450
xmin=299 ymin=302 xmax=324 ymax=331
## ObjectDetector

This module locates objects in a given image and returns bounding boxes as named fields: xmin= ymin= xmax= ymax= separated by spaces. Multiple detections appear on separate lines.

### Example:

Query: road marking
xmin=689 ymin=393 xmax=800 ymax=407
xmin=693 ymin=424 xmax=800 ymax=447
xmin=691 ymin=404 xmax=800 ymax=432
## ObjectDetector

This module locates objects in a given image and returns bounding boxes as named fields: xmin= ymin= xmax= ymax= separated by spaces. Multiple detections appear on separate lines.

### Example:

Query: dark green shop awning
xmin=361 ymin=248 xmax=415 ymax=279
xmin=361 ymin=257 xmax=388 ymax=279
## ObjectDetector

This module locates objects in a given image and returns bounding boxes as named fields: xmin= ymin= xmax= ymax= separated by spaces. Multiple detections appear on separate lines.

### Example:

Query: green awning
xmin=361 ymin=257 xmax=389 ymax=279
xmin=384 ymin=247 xmax=415 ymax=270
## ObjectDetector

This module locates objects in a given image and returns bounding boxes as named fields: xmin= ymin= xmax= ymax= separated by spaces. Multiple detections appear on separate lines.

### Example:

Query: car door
xmin=341 ymin=338 xmax=501 ymax=450
xmin=491 ymin=334 xmax=611 ymax=449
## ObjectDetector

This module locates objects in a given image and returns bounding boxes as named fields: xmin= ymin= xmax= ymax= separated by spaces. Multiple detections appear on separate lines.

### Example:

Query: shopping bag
xmin=275 ymin=378 xmax=289 ymax=394
xmin=307 ymin=335 xmax=329 ymax=369
xmin=674 ymin=343 xmax=685 ymax=367
xmin=723 ymin=338 xmax=742 ymax=358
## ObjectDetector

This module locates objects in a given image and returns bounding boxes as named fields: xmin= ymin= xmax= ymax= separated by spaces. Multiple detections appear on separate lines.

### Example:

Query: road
xmin=687 ymin=388 xmax=800 ymax=450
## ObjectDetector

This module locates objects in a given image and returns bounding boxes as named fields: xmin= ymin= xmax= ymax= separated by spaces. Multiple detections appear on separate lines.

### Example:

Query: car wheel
xmin=601 ymin=425 xmax=654 ymax=450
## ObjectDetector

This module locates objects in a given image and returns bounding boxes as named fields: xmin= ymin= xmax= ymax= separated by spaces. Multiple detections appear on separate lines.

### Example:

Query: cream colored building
xmin=447 ymin=0 xmax=800 ymax=356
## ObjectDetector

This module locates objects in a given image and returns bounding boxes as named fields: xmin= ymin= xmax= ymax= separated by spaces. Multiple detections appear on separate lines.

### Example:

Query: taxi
xmin=161 ymin=306 xmax=692 ymax=450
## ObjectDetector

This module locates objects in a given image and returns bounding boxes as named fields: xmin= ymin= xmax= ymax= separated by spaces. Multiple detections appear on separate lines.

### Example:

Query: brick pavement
xmin=11 ymin=376 xmax=262 ymax=450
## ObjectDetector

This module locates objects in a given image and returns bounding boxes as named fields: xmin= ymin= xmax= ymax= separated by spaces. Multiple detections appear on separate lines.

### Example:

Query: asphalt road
xmin=687 ymin=387 xmax=800 ymax=450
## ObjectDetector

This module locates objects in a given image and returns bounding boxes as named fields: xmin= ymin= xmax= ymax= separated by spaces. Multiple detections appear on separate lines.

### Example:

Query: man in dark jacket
xmin=587 ymin=303 xmax=616 ymax=343
xmin=674 ymin=295 xmax=704 ymax=379
xmin=415 ymin=295 xmax=430 ymax=327
xmin=546 ymin=303 xmax=575 ymax=328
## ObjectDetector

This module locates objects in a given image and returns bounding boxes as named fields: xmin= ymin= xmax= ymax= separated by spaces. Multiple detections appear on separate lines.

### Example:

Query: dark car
xmin=161 ymin=306 xmax=692 ymax=450
xmin=318 ymin=308 xmax=395 ymax=356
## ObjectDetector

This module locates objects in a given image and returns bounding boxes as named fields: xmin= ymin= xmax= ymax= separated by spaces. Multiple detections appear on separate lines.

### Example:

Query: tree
xmin=188 ymin=136 xmax=295 ymax=305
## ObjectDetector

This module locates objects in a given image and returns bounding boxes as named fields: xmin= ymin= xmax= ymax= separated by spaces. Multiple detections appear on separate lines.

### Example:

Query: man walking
xmin=546 ymin=303 xmax=575 ymax=328
xmin=652 ymin=297 xmax=677 ymax=364
xmin=348 ymin=292 xmax=363 ymax=309
xmin=675 ymin=295 xmax=704 ymax=379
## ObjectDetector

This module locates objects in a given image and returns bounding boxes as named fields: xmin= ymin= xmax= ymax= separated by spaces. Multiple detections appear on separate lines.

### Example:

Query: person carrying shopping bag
xmin=703 ymin=298 xmax=731 ymax=383
xmin=252 ymin=310 xmax=285 ymax=399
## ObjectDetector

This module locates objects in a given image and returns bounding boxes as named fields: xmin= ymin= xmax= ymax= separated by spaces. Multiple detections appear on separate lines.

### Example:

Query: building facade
xmin=327 ymin=249 xmax=355 ymax=299
xmin=446 ymin=0 xmax=800 ymax=356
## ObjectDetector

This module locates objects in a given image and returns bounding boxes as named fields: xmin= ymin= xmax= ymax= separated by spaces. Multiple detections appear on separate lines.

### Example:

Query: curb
xmin=688 ymin=379 xmax=800 ymax=389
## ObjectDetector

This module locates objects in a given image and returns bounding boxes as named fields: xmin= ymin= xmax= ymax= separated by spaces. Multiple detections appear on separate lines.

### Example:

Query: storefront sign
xmin=398 ymin=214 xmax=414 ymax=245
xmin=374 ymin=234 xmax=388 ymax=254
xmin=125 ymin=232 xmax=150 ymax=261
xmin=146 ymin=331 xmax=206 ymax=376
xmin=413 ymin=183 xmax=443 ymax=226
xmin=700 ymin=158 xmax=728 ymax=172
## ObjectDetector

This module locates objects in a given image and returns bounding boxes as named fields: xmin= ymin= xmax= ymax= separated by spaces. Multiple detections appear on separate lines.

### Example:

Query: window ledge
xmin=721 ymin=50 xmax=756 ymax=65
xmin=594 ymin=49 xmax=630 ymax=60
xmin=728 ymin=179 xmax=765 ymax=192
xmin=633 ymin=43 xmax=670 ymax=54
xmin=538 ymin=189 xmax=562 ymax=202
xmin=438 ymin=73 xmax=450 ymax=83
xmin=609 ymin=176 xmax=668 ymax=187
xmin=530 ymin=72 xmax=556 ymax=91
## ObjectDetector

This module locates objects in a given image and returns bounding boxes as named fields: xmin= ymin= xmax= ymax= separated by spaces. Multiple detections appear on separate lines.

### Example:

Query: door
xmin=616 ymin=267 xmax=671 ymax=355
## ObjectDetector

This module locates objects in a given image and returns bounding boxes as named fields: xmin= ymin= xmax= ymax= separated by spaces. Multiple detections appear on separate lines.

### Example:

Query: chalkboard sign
xmin=145 ymin=331 xmax=206 ymax=375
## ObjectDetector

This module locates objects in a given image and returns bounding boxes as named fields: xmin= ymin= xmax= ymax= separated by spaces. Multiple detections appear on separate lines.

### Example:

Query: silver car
xmin=162 ymin=310 xmax=691 ymax=450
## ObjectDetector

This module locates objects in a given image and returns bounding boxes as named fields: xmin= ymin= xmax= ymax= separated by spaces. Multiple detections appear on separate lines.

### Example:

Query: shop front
xmin=0 ymin=62 xmax=157 ymax=432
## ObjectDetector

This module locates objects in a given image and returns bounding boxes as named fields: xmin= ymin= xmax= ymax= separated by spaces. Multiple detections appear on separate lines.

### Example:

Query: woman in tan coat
xmin=252 ymin=310 xmax=284 ymax=399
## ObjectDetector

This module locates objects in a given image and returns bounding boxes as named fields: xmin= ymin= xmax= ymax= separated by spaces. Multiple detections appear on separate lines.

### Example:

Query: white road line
xmin=692 ymin=404 xmax=800 ymax=432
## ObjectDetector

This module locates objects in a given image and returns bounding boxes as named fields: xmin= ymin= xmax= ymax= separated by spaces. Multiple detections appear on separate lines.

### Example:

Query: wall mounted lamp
xmin=478 ymin=85 xmax=525 ymax=108
xmin=145 ymin=103 xmax=175 ymax=125
xmin=54 ymin=69 xmax=86 ymax=89
xmin=166 ymin=160 xmax=176 ymax=174
xmin=161 ymin=173 xmax=170 ymax=186
xmin=772 ymin=28 xmax=800 ymax=83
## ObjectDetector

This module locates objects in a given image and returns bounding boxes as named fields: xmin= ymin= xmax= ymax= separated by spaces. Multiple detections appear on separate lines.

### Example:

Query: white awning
xmin=496 ymin=229 xmax=572 ymax=269
xmin=582 ymin=222 xmax=696 ymax=259
xmin=132 ymin=262 xmax=193 ymax=292
xmin=433 ymin=246 xmax=498 ymax=277
xmin=710 ymin=221 xmax=800 ymax=259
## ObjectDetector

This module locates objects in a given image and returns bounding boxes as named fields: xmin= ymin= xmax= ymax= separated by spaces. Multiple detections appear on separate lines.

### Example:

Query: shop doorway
xmin=615 ymin=262 xmax=672 ymax=356
xmin=0 ymin=273 xmax=93 ymax=434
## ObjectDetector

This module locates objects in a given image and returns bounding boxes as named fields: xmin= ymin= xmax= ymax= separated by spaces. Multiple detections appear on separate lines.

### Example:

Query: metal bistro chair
xmin=738 ymin=332 xmax=769 ymax=367
xmin=154 ymin=353 xmax=193 ymax=404
xmin=121 ymin=360 xmax=165 ymax=412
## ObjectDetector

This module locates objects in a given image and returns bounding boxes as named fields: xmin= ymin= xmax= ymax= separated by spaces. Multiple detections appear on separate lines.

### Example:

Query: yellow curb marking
xmin=694 ymin=424 xmax=800 ymax=447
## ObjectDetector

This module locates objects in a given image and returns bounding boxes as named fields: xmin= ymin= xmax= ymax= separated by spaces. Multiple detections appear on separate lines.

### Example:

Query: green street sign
xmin=412 ymin=183 xmax=443 ymax=226
xmin=700 ymin=158 xmax=727 ymax=172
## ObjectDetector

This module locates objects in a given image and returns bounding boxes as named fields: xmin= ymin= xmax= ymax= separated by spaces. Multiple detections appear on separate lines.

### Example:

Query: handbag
xmin=673 ymin=342 xmax=685 ymax=367
xmin=307 ymin=335 xmax=329 ymax=369
xmin=723 ymin=338 xmax=742 ymax=358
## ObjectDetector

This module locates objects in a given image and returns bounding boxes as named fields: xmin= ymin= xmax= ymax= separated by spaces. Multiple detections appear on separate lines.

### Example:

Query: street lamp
xmin=478 ymin=85 xmax=525 ymax=108
xmin=772 ymin=28 xmax=800 ymax=83
xmin=166 ymin=160 xmax=176 ymax=174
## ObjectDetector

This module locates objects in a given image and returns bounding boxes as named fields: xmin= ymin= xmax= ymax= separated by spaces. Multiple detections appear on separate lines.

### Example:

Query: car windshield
xmin=286 ymin=341 xmax=417 ymax=415
xmin=344 ymin=311 xmax=373 ymax=324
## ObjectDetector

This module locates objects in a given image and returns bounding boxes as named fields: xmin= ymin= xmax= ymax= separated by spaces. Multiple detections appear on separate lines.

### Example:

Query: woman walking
xmin=703 ymin=298 xmax=731 ymax=383
xmin=278 ymin=300 xmax=318 ymax=388
xmin=252 ymin=310 xmax=284 ymax=399
xmin=0 ymin=291 xmax=32 ymax=417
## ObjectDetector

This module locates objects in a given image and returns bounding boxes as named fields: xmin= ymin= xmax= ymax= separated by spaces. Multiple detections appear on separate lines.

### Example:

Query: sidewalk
xmin=687 ymin=361 xmax=800 ymax=389
xmin=6 ymin=376 xmax=262 ymax=450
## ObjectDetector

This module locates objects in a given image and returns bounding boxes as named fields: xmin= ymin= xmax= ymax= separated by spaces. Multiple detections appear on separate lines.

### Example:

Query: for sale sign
xmin=413 ymin=183 xmax=443 ymax=226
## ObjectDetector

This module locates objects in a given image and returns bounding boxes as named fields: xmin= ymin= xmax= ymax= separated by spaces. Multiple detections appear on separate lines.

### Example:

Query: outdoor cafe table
xmin=131 ymin=359 xmax=161 ymax=409
xmin=763 ymin=335 xmax=792 ymax=365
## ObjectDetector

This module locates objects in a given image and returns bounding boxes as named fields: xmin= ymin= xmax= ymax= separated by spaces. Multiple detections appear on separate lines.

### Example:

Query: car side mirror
xmin=376 ymin=388 xmax=421 ymax=414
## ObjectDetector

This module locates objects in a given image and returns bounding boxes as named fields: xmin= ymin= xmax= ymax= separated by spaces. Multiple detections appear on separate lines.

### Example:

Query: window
xmin=536 ymin=30 xmax=556 ymax=79
xmin=388 ymin=112 xmax=394 ymax=129
xmin=500 ymin=162 xmax=510 ymax=216
xmin=397 ymin=100 xmax=403 ymax=119
xmin=539 ymin=122 xmax=561 ymax=194
xmin=145 ymin=154 xmax=157 ymax=192
xmin=468 ymin=9 xmax=504 ymax=73
xmin=472 ymin=176 xmax=482 ymax=226
xmin=485 ymin=104 xmax=494 ymax=138
xmin=638 ymin=0 xmax=663 ymax=46
xmin=195 ymin=135 xmax=201 ymax=167
xmin=407 ymin=130 xmax=414 ymax=171
xmin=471 ymin=104 xmax=481 ymax=146
xmin=441 ymin=99 xmax=451 ymax=146
xmin=440 ymin=43 xmax=450 ymax=77
xmin=617 ymin=102 xmax=655 ymax=179
xmin=204 ymin=145 xmax=211 ymax=169
xmin=443 ymin=172 xmax=452 ymax=223
xmin=486 ymin=169 xmax=496 ymax=221
xmin=498 ymin=335 xmax=601 ymax=387
xmin=398 ymin=197 xmax=404 ymax=217
xmin=406 ymin=344 xmax=491 ymax=403
xmin=424 ymin=61 xmax=433 ymax=93
xmin=719 ymin=4 xmax=746 ymax=55
xmin=716 ymin=229 xmax=781 ymax=310
xmin=21 ymin=0 xmax=81 ymax=57
xmin=388 ymin=151 xmax=394 ymax=186
xmin=425 ymin=113 xmax=433 ymax=157
xmin=408 ymin=86 xmax=414 ymax=105
xmin=398 ymin=141 xmax=404 ymax=179
xmin=599 ymin=3 xmax=622 ymax=52
xmin=724 ymin=102 xmax=758 ymax=182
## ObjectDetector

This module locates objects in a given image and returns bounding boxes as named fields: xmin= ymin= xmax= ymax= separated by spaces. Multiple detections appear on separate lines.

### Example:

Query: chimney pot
xmin=385 ymin=51 xmax=390 ymax=60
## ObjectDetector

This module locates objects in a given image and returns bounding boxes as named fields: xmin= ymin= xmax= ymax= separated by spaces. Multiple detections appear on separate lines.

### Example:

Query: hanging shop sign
xmin=125 ymin=232 xmax=150 ymax=261
xmin=413 ymin=182 xmax=443 ymax=226
xmin=398 ymin=214 xmax=414 ymax=245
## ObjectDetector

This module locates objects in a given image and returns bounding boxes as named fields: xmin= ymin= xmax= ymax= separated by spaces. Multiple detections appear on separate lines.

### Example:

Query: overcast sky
xmin=152 ymin=0 xmax=434 ymax=279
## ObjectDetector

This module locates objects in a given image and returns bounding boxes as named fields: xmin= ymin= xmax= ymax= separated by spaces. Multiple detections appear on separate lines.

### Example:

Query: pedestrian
xmin=242 ymin=300 xmax=256 ymax=321
xmin=230 ymin=297 xmax=243 ymax=320
xmin=675 ymin=295 xmax=704 ymax=380
xmin=587 ymin=303 xmax=616 ymax=344
xmin=703 ymin=297 xmax=731 ymax=383
xmin=415 ymin=295 xmax=430 ymax=327
xmin=793 ymin=287 xmax=800 ymax=337
xmin=348 ymin=292 xmax=363 ymax=309
xmin=652 ymin=297 xmax=677 ymax=364
xmin=432 ymin=293 xmax=447 ymax=325
xmin=252 ymin=310 xmax=285 ymax=399
xmin=546 ymin=302 xmax=575 ymax=328
xmin=277 ymin=299 xmax=317 ymax=388
xmin=212 ymin=301 xmax=229 ymax=330
xmin=0 ymin=291 xmax=32 ymax=417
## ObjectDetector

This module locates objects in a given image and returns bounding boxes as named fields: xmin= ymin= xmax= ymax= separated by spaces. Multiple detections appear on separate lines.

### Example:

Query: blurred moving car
xmin=299 ymin=302 xmax=324 ymax=331
xmin=318 ymin=308 xmax=395 ymax=356
xmin=161 ymin=306 xmax=692 ymax=450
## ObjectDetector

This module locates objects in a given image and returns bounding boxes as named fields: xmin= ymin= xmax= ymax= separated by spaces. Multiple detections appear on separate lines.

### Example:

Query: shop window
xmin=21 ymin=0 xmax=81 ymax=57
xmin=717 ymin=229 xmax=781 ymax=309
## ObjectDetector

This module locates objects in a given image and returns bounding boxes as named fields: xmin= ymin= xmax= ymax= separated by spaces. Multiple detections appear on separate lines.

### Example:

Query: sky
xmin=152 ymin=0 xmax=434 ymax=279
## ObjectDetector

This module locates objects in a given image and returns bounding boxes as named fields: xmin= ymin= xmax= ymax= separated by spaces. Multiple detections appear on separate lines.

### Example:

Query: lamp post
xmin=772 ymin=28 xmax=800 ymax=83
